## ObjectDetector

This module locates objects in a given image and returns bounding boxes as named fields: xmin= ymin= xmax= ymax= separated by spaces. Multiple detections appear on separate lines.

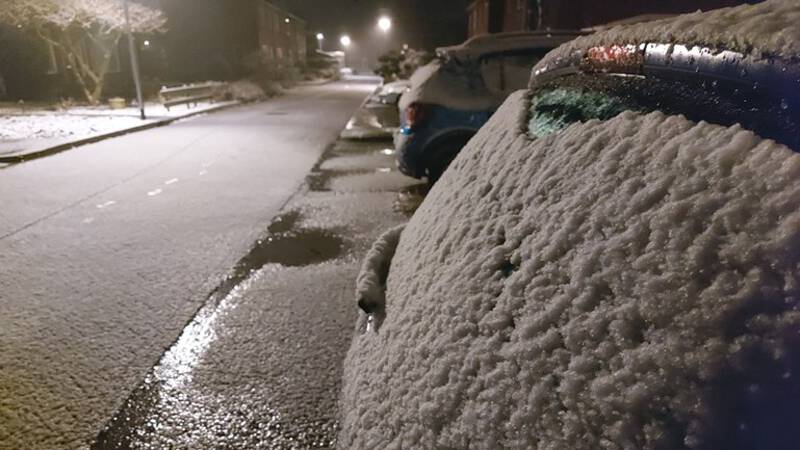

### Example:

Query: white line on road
xmin=96 ymin=200 xmax=116 ymax=209
xmin=148 ymin=189 xmax=163 ymax=197
xmin=164 ymin=178 xmax=179 ymax=185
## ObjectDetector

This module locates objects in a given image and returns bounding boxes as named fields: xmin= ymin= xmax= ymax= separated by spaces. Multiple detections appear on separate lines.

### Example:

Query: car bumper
xmin=394 ymin=128 xmax=427 ymax=179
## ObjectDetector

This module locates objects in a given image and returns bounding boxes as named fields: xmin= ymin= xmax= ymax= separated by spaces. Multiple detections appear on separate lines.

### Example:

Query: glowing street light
xmin=340 ymin=35 xmax=351 ymax=48
xmin=316 ymin=32 xmax=324 ymax=50
xmin=122 ymin=0 xmax=144 ymax=119
xmin=378 ymin=16 xmax=392 ymax=33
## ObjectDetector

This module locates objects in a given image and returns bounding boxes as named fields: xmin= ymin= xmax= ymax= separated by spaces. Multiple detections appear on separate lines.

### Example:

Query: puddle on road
xmin=92 ymin=210 xmax=347 ymax=449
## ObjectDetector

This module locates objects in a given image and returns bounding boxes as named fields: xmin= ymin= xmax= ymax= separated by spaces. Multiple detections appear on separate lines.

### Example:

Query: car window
xmin=380 ymin=92 xmax=401 ymax=105
xmin=528 ymin=74 xmax=800 ymax=152
xmin=481 ymin=50 xmax=548 ymax=96
xmin=528 ymin=87 xmax=637 ymax=137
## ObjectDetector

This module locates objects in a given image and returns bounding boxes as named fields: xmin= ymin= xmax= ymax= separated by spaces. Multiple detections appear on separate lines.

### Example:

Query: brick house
xmin=256 ymin=1 xmax=307 ymax=68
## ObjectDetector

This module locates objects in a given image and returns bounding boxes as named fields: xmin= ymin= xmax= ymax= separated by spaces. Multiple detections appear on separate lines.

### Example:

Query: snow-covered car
xmin=341 ymin=1 xmax=800 ymax=449
xmin=395 ymin=31 xmax=584 ymax=183
xmin=367 ymin=80 xmax=411 ymax=106
xmin=340 ymin=80 xmax=411 ymax=140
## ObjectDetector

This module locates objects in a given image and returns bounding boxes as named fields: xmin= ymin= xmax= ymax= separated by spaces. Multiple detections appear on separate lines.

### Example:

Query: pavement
xmin=92 ymin=138 xmax=426 ymax=449
xmin=0 ymin=80 xmax=425 ymax=449
xmin=0 ymin=100 xmax=240 ymax=163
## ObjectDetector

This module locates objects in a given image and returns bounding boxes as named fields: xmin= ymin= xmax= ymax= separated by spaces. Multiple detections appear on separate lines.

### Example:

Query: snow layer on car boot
xmin=340 ymin=91 xmax=800 ymax=449
xmin=534 ymin=0 xmax=800 ymax=70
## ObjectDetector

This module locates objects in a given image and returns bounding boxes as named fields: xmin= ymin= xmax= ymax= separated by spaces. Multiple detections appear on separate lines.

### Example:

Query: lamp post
xmin=316 ymin=33 xmax=324 ymax=51
xmin=340 ymin=35 xmax=351 ymax=68
xmin=122 ymin=0 xmax=145 ymax=119
xmin=378 ymin=16 xmax=392 ymax=33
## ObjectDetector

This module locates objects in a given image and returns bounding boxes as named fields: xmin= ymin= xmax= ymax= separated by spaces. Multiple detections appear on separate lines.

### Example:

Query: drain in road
xmin=92 ymin=210 xmax=348 ymax=449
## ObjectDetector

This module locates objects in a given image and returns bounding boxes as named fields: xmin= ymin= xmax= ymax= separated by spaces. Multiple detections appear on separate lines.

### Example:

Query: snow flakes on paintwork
xmin=340 ymin=91 xmax=800 ymax=449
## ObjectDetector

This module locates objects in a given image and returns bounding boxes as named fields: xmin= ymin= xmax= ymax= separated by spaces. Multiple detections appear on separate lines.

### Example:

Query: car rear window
xmin=528 ymin=74 xmax=800 ymax=152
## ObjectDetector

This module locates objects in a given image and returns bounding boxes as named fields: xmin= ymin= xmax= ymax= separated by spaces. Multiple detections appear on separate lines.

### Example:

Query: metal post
xmin=123 ymin=0 xmax=145 ymax=119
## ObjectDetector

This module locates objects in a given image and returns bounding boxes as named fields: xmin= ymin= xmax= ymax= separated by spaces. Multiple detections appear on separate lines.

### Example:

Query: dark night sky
xmin=147 ymin=0 xmax=469 ymax=76
xmin=272 ymin=0 xmax=469 ymax=56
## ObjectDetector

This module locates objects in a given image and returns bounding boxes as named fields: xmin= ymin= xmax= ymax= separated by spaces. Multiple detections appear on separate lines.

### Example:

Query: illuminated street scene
xmin=1 ymin=1 xmax=799 ymax=449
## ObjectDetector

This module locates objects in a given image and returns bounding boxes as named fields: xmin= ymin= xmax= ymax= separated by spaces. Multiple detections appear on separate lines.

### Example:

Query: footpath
xmin=91 ymin=135 xmax=428 ymax=448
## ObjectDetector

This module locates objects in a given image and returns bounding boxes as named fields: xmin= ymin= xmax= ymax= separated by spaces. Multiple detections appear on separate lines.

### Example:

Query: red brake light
xmin=582 ymin=44 xmax=644 ymax=74
xmin=406 ymin=102 xmax=428 ymax=128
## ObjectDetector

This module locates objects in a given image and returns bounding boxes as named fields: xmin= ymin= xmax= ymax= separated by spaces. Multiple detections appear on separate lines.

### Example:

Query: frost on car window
xmin=528 ymin=87 xmax=636 ymax=137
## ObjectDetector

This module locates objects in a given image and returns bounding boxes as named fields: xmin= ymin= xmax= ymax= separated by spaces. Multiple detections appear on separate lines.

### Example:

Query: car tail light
xmin=405 ymin=102 xmax=429 ymax=128
xmin=581 ymin=44 xmax=645 ymax=74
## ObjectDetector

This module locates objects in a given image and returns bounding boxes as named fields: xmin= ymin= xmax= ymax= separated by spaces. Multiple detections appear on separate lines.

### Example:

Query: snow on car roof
xmin=535 ymin=0 xmax=800 ymax=73
xmin=437 ymin=30 xmax=584 ymax=61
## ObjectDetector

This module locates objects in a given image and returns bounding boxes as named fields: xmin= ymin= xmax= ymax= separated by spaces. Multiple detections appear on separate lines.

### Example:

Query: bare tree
xmin=0 ymin=0 xmax=166 ymax=104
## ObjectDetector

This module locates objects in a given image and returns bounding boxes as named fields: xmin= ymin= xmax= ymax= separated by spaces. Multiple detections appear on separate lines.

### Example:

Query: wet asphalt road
xmin=0 ymin=81 xmax=405 ymax=449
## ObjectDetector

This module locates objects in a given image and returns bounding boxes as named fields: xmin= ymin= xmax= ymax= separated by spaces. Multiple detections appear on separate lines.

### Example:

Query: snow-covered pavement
xmin=0 ymin=114 xmax=154 ymax=142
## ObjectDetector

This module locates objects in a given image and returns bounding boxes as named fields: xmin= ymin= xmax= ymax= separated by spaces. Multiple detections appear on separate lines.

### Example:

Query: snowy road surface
xmin=0 ymin=81 xmax=375 ymax=449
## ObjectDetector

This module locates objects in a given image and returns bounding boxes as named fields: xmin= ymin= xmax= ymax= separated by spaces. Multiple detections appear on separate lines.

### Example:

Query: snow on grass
xmin=536 ymin=0 xmax=800 ymax=70
xmin=340 ymin=90 xmax=800 ymax=449
xmin=0 ymin=101 xmax=225 ymax=143
xmin=0 ymin=114 xmax=151 ymax=141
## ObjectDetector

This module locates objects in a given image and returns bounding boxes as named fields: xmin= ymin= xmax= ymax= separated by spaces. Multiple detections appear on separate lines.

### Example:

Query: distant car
xmin=395 ymin=31 xmax=584 ymax=183
xmin=341 ymin=80 xmax=411 ymax=140
xmin=342 ymin=1 xmax=800 ymax=449
xmin=367 ymin=80 xmax=411 ymax=107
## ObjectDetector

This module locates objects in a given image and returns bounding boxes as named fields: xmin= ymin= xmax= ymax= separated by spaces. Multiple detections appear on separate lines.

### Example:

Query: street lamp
xmin=340 ymin=35 xmax=351 ymax=48
xmin=378 ymin=16 xmax=392 ymax=33
xmin=316 ymin=32 xmax=324 ymax=51
xmin=122 ymin=0 xmax=145 ymax=119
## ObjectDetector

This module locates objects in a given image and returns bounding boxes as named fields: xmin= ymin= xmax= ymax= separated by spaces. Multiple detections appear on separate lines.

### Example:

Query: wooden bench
xmin=159 ymin=82 xmax=224 ymax=110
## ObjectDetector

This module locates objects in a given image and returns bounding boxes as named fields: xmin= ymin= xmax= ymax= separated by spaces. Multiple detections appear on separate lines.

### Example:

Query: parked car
xmin=342 ymin=1 xmax=800 ymax=449
xmin=394 ymin=31 xmax=585 ymax=183
xmin=340 ymin=80 xmax=411 ymax=140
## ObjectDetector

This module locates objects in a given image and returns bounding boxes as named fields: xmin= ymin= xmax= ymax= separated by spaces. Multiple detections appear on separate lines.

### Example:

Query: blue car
xmin=395 ymin=31 xmax=583 ymax=183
